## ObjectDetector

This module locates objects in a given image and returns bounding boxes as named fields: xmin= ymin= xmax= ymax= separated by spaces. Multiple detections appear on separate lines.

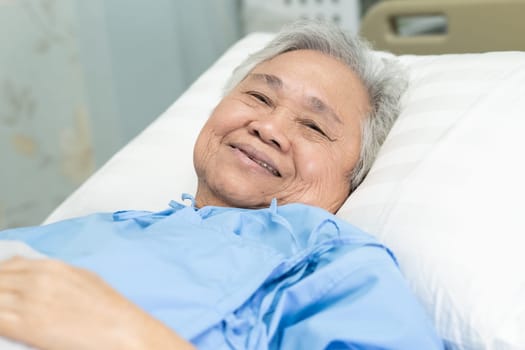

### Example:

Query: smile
xmin=230 ymin=144 xmax=281 ymax=177
xmin=247 ymin=154 xmax=280 ymax=176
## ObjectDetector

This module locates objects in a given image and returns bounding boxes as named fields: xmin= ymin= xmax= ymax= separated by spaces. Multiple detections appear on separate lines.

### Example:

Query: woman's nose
xmin=248 ymin=108 xmax=292 ymax=152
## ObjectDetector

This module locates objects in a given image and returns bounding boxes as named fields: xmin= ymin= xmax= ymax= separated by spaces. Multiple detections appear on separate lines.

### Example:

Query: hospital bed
xmin=43 ymin=2 xmax=525 ymax=349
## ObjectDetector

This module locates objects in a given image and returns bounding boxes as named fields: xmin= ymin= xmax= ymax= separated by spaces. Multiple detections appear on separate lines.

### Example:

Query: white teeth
xmin=249 ymin=156 xmax=279 ymax=176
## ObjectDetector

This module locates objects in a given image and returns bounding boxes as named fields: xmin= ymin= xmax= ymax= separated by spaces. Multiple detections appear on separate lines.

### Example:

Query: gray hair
xmin=224 ymin=20 xmax=407 ymax=192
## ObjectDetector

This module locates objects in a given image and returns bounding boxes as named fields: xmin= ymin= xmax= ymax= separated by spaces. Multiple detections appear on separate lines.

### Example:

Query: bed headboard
xmin=360 ymin=0 xmax=525 ymax=54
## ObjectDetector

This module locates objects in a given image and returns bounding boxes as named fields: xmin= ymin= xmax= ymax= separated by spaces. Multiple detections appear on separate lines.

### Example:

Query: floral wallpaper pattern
xmin=0 ymin=0 xmax=94 ymax=229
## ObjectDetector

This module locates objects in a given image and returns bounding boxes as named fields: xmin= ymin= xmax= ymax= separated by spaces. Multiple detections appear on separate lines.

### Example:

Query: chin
xmin=223 ymin=194 xmax=272 ymax=209
xmin=206 ymin=183 xmax=266 ymax=209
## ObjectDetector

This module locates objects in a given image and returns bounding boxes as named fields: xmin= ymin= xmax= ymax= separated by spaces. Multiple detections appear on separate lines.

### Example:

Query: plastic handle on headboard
xmin=359 ymin=0 xmax=525 ymax=54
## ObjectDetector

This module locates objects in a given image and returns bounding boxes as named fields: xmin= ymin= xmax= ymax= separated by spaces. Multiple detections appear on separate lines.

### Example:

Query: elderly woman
xmin=0 ymin=21 xmax=443 ymax=349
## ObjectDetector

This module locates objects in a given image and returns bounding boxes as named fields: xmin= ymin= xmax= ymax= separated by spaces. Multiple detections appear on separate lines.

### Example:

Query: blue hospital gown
xmin=0 ymin=197 xmax=443 ymax=349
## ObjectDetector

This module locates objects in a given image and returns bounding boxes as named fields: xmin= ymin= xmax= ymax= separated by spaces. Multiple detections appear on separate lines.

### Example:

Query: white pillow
xmin=340 ymin=52 xmax=525 ymax=349
xmin=45 ymin=33 xmax=525 ymax=349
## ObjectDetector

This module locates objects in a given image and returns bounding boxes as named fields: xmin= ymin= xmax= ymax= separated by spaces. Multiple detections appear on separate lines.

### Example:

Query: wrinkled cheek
xmin=301 ymin=159 xmax=324 ymax=178
xmin=193 ymin=131 xmax=217 ymax=176
xmin=301 ymin=157 xmax=347 ymax=192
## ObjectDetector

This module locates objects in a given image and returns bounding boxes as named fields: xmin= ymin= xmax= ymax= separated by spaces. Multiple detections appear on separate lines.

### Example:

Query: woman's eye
xmin=248 ymin=91 xmax=271 ymax=106
xmin=303 ymin=120 xmax=326 ymax=135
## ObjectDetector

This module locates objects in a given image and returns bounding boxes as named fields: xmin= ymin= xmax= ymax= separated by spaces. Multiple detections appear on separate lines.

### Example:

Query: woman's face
xmin=193 ymin=49 xmax=370 ymax=213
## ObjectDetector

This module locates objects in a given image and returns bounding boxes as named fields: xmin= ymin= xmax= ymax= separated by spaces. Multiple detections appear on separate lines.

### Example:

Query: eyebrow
xmin=248 ymin=73 xmax=283 ymax=89
xmin=246 ymin=73 xmax=343 ymax=125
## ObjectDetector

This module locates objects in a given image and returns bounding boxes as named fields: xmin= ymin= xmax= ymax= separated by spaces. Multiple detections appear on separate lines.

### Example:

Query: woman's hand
xmin=0 ymin=256 xmax=194 ymax=350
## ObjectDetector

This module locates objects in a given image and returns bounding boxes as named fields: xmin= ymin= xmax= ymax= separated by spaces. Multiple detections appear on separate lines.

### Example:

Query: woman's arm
xmin=0 ymin=257 xmax=195 ymax=350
